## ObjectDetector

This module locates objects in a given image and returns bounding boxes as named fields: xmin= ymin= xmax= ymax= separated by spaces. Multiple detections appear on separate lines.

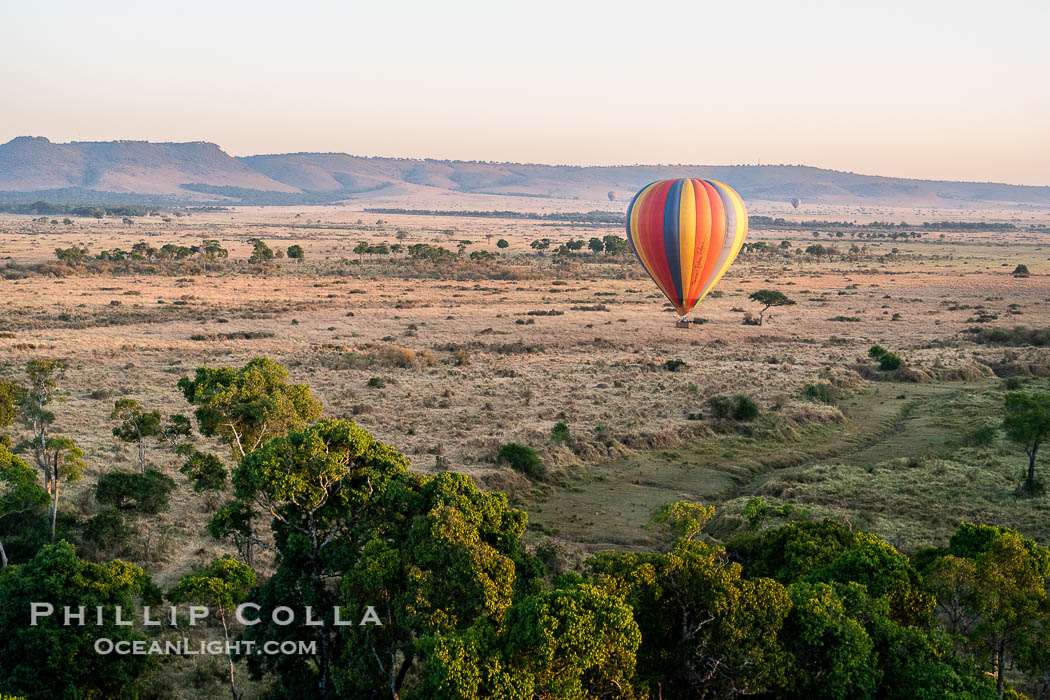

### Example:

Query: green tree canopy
xmin=748 ymin=290 xmax=797 ymax=326
xmin=0 ymin=541 xmax=153 ymax=699
xmin=1002 ymin=391 xmax=1050 ymax=491
xmin=248 ymin=238 xmax=274 ymax=263
xmin=110 ymin=398 xmax=162 ymax=473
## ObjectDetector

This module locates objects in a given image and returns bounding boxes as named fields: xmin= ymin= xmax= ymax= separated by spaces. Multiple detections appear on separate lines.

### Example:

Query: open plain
xmin=4 ymin=200 xmax=1050 ymax=696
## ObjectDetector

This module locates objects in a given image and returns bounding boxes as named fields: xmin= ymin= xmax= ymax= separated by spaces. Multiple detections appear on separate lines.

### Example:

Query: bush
xmin=708 ymin=395 xmax=760 ymax=422
xmin=95 ymin=470 xmax=176 ymax=514
xmin=663 ymin=359 xmax=687 ymax=372
xmin=868 ymin=345 xmax=888 ymax=360
xmin=967 ymin=425 xmax=997 ymax=447
xmin=1003 ymin=376 xmax=1024 ymax=390
xmin=731 ymin=395 xmax=760 ymax=421
xmin=879 ymin=352 xmax=902 ymax=371
xmin=81 ymin=507 xmax=131 ymax=552
xmin=550 ymin=421 xmax=569 ymax=443
xmin=707 ymin=396 xmax=733 ymax=420
xmin=804 ymin=382 xmax=838 ymax=405
xmin=1013 ymin=264 xmax=1031 ymax=278
xmin=497 ymin=443 xmax=545 ymax=479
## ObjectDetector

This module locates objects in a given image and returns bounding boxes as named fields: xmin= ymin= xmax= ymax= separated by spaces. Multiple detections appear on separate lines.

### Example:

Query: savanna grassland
xmin=4 ymin=201 xmax=1050 ymax=698
xmin=4 ymin=205 xmax=1050 ymax=557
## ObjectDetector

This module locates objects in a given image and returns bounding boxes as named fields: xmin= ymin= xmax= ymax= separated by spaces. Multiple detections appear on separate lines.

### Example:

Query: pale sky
xmin=2 ymin=0 xmax=1048 ymax=185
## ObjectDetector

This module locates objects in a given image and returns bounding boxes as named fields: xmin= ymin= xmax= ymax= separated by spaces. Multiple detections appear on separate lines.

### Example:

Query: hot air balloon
xmin=626 ymin=178 xmax=748 ymax=317
xmin=791 ymin=198 xmax=801 ymax=209
xmin=607 ymin=191 xmax=616 ymax=202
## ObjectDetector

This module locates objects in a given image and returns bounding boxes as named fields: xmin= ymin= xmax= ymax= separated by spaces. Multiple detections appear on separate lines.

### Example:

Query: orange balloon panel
xmin=625 ymin=178 xmax=748 ymax=316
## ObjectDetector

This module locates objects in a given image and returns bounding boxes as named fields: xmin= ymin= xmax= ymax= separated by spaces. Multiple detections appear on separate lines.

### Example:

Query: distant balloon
xmin=607 ymin=191 xmax=616 ymax=202
xmin=791 ymin=198 xmax=802 ymax=209
xmin=626 ymin=178 xmax=748 ymax=316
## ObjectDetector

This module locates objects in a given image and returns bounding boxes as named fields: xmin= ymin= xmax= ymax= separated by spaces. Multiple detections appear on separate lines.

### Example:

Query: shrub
xmin=708 ymin=395 xmax=759 ymax=422
xmin=804 ymin=382 xmax=838 ymax=405
xmin=95 ymin=470 xmax=176 ymax=514
xmin=550 ymin=421 xmax=569 ymax=443
xmin=1013 ymin=264 xmax=1031 ymax=278
xmin=731 ymin=395 xmax=760 ymax=421
xmin=452 ymin=348 xmax=472 ymax=366
xmin=82 ymin=507 xmax=131 ymax=552
xmin=663 ymin=359 xmax=687 ymax=372
xmin=967 ymin=425 xmax=997 ymax=447
xmin=868 ymin=345 xmax=888 ymax=360
xmin=497 ymin=443 xmax=545 ymax=479
xmin=1003 ymin=376 xmax=1024 ymax=391
xmin=707 ymin=396 xmax=733 ymax=420
xmin=879 ymin=352 xmax=902 ymax=371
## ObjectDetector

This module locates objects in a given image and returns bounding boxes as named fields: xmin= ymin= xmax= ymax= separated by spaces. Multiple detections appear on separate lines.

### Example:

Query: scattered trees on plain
xmin=748 ymin=289 xmax=796 ymax=326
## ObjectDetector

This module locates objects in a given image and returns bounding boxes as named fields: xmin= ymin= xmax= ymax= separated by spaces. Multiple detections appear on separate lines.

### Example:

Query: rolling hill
xmin=1 ymin=136 xmax=1048 ymax=208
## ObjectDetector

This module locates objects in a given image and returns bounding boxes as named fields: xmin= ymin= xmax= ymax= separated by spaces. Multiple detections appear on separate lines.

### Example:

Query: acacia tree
xmin=38 ymin=437 xmax=84 ymax=540
xmin=418 ymin=579 xmax=643 ymax=699
xmin=1003 ymin=391 xmax=1050 ymax=491
xmin=16 ymin=359 xmax=65 ymax=494
xmin=248 ymin=239 xmax=274 ymax=264
xmin=110 ymin=399 xmax=162 ymax=473
xmin=287 ymin=244 xmax=305 ymax=264
xmin=11 ymin=360 xmax=82 ymax=540
xmin=233 ymin=417 xmax=541 ymax=700
xmin=335 ymin=470 xmax=535 ymax=699
xmin=237 ymin=418 xmax=408 ymax=698
xmin=178 ymin=357 xmax=322 ymax=566
xmin=200 ymin=238 xmax=228 ymax=272
xmin=169 ymin=556 xmax=256 ymax=700
xmin=588 ymin=503 xmax=792 ymax=698
xmin=748 ymin=290 xmax=796 ymax=326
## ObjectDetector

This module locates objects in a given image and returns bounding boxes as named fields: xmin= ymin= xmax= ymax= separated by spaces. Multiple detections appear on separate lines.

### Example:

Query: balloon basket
xmin=675 ymin=319 xmax=693 ymax=329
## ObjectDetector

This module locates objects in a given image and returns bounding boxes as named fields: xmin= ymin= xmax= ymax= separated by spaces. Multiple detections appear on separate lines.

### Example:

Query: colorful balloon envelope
xmin=626 ymin=178 xmax=748 ymax=316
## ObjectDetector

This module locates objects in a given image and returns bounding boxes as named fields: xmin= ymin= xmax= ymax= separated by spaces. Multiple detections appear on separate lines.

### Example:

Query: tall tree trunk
xmin=245 ymin=514 xmax=255 ymax=569
xmin=51 ymin=475 xmax=60 ymax=541
xmin=138 ymin=438 xmax=147 ymax=474
xmin=219 ymin=607 xmax=240 ymax=700
xmin=394 ymin=650 xmax=414 ymax=697
xmin=309 ymin=525 xmax=331 ymax=698
xmin=1027 ymin=446 xmax=1038 ymax=491
xmin=0 ymin=539 xmax=7 ymax=567
xmin=997 ymin=639 xmax=1006 ymax=700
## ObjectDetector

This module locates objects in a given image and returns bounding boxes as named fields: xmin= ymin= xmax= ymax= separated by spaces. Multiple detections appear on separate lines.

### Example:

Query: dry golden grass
xmin=2 ymin=204 xmax=1050 ymax=583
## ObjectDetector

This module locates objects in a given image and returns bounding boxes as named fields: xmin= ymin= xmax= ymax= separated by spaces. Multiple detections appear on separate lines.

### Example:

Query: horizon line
xmin=3 ymin=134 xmax=1049 ymax=190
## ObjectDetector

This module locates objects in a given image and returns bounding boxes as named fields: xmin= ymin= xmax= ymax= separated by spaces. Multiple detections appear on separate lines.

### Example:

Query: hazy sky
xmin=2 ymin=0 xmax=1048 ymax=185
